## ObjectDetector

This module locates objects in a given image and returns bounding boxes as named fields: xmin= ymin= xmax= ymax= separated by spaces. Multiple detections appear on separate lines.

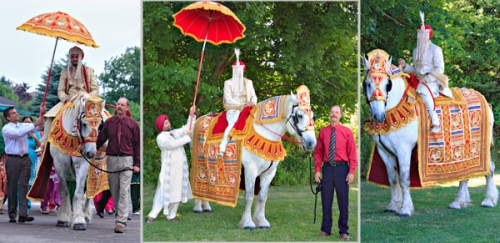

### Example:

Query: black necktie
xmin=328 ymin=127 xmax=336 ymax=164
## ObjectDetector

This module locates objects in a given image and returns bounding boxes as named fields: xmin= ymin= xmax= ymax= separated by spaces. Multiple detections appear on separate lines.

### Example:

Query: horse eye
xmin=297 ymin=114 xmax=303 ymax=119
xmin=82 ymin=123 xmax=87 ymax=127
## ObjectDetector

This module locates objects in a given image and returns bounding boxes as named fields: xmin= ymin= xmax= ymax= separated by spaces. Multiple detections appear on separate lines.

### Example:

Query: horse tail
xmin=489 ymin=104 xmax=494 ymax=146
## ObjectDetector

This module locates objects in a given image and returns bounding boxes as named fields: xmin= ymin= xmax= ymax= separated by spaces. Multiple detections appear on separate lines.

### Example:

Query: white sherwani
xmin=220 ymin=78 xmax=257 ymax=152
xmin=148 ymin=117 xmax=194 ymax=219
xmin=404 ymin=42 xmax=450 ymax=98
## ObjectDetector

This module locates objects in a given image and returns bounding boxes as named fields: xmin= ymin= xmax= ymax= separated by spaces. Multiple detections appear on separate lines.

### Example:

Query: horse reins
xmin=308 ymin=152 xmax=321 ymax=224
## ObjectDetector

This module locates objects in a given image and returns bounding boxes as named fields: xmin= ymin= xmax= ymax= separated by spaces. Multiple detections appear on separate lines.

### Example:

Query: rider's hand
xmin=419 ymin=77 xmax=426 ymax=84
xmin=398 ymin=58 xmax=406 ymax=69
xmin=189 ymin=105 xmax=196 ymax=117
xmin=245 ymin=101 xmax=255 ymax=107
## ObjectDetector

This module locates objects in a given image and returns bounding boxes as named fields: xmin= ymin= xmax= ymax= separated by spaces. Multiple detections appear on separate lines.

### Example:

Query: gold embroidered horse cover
xmin=366 ymin=87 xmax=491 ymax=188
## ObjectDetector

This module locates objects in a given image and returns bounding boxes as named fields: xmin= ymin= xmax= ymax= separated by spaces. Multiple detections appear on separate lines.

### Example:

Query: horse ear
xmin=386 ymin=56 xmax=393 ymax=75
xmin=290 ymin=90 xmax=298 ymax=103
xmin=363 ymin=56 xmax=370 ymax=75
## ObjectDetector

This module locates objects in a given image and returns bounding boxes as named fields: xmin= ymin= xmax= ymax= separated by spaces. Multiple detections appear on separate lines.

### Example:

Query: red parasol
xmin=172 ymin=1 xmax=246 ymax=125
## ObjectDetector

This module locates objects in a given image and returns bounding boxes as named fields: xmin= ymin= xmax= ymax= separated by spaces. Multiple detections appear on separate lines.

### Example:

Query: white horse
xmin=193 ymin=87 xmax=317 ymax=229
xmin=48 ymin=93 xmax=104 ymax=230
xmin=362 ymin=49 xmax=498 ymax=217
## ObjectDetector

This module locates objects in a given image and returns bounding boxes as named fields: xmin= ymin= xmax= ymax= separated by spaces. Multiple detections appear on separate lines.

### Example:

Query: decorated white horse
xmin=38 ymin=93 xmax=104 ymax=230
xmin=362 ymin=49 xmax=498 ymax=217
xmin=191 ymin=85 xmax=317 ymax=229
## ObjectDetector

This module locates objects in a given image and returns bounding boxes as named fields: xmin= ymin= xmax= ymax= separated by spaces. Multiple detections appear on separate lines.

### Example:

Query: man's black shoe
xmin=9 ymin=218 xmax=16 ymax=223
xmin=18 ymin=216 xmax=34 ymax=223
xmin=97 ymin=211 xmax=104 ymax=218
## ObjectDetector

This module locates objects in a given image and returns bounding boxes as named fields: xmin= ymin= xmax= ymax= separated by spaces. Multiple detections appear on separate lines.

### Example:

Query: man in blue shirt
xmin=2 ymin=106 xmax=44 ymax=223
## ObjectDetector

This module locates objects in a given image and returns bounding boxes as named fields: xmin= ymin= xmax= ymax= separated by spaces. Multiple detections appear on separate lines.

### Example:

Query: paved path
xmin=0 ymin=201 xmax=141 ymax=243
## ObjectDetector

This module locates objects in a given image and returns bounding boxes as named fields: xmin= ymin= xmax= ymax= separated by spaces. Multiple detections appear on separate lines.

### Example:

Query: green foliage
xmin=143 ymin=184 xmax=359 ymax=242
xmin=0 ymin=82 xmax=18 ymax=103
xmin=361 ymin=0 xmax=500 ymax=176
xmin=361 ymin=178 xmax=500 ymax=242
xmin=31 ymin=57 xmax=67 ymax=111
xmin=143 ymin=2 xmax=359 ymax=185
xmin=99 ymin=46 xmax=140 ymax=104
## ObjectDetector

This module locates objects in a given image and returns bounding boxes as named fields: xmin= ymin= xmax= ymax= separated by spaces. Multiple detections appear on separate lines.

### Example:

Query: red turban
xmin=417 ymin=24 xmax=433 ymax=38
xmin=155 ymin=114 xmax=169 ymax=132
xmin=232 ymin=61 xmax=246 ymax=72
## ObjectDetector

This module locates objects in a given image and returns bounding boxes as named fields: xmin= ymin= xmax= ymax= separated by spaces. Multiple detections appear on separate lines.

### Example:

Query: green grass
xmin=143 ymin=184 xmax=359 ymax=242
xmin=361 ymin=175 xmax=500 ymax=243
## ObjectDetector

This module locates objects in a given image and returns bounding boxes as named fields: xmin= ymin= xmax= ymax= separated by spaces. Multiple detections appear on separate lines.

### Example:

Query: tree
xmin=31 ymin=57 xmax=67 ymax=111
xmin=99 ymin=46 xmax=140 ymax=104
xmin=143 ymin=2 xmax=359 ymax=185
xmin=0 ymin=82 xmax=18 ymax=103
xmin=13 ymin=82 xmax=32 ymax=103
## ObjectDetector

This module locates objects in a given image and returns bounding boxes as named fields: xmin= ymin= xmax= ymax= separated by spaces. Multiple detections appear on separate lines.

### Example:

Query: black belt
xmin=325 ymin=161 xmax=347 ymax=166
xmin=108 ymin=153 xmax=131 ymax=157
xmin=6 ymin=154 xmax=27 ymax=158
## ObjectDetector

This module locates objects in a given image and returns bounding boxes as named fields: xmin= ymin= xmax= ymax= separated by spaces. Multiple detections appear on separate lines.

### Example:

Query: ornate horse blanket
xmin=191 ymin=97 xmax=289 ymax=207
xmin=366 ymin=87 xmax=491 ymax=188
xmin=28 ymin=97 xmax=109 ymax=200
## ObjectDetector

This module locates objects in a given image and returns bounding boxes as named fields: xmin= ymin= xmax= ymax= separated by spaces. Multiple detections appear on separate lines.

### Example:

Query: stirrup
xmin=217 ymin=151 xmax=224 ymax=158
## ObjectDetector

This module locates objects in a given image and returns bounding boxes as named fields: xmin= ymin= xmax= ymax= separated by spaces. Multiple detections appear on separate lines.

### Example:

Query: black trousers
xmin=320 ymin=162 xmax=349 ymax=235
xmin=6 ymin=156 xmax=31 ymax=219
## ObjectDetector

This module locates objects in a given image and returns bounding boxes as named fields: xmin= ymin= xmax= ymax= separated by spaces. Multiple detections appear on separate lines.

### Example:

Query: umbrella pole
xmin=41 ymin=37 xmax=59 ymax=116
xmin=190 ymin=16 xmax=212 ymax=130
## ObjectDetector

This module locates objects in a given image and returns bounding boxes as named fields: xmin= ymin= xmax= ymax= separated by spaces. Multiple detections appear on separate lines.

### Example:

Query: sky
xmin=0 ymin=0 xmax=141 ymax=92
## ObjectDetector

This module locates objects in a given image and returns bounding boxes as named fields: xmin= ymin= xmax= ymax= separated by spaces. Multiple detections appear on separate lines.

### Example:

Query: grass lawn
xmin=361 ymin=174 xmax=500 ymax=243
xmin=142 ymin=183 xmax=359 ymax=242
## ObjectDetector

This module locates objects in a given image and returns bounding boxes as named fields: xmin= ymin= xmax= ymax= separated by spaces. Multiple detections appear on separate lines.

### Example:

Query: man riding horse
xmin=218 ymin=49 xmax=258 ymax=158
xmin=39 ymin=46 xmax=99 ymax=152
xmin=398 ymin=12 xmax=453 ymax=133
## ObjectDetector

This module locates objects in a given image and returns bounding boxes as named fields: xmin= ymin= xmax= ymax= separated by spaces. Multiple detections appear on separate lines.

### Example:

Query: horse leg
xmin=71 ymin=160 xmax=89 ymax=230
xmin=253 ymin=164 xmax=278 ymax=229
xmin=376 ymin=146 xmax=402 ymax=213
xmin=84 ymin=194 xmax=92 ymax=224
xmin=482 ymin=160 xmax=498 ymax=208
xmin=202 ymin=200 xmax=212 ymax=212
xmin=239 ymin=163 xmax=257 ymax=230
xmin=193 ymin=199 xmax=203 ymax=213
xmin=396 ymin=152 xmax=414 ymax=217
xmin=449 ymin=179 xmax=470 ymax=209
xmin=53 ymin=152 xmax=71 ymax=227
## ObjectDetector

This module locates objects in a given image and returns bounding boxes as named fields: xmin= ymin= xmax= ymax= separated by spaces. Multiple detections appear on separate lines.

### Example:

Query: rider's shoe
xmin=430 ymin=125 xmax=440 ymax=133
xmin=217 ymin=151 xmax=224 ymax=158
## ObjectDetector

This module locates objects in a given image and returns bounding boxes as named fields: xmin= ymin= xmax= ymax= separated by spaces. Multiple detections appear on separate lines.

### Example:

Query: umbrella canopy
xmin=173 ymin=1 xmax=246 ymax=46
xmin=16 ymin=11 xmax=98 ymax=47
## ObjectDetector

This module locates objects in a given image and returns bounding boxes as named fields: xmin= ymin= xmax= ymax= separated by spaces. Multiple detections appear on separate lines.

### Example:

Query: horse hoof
xmin=193 ymin=210 xmax=203 ymax=214
xmin=482 ymin=204 xmax=494 ymax=208
xmin=243 ymin=226 xmax=256 ymax=231
xmin=56 ymin=221 xmax=69 ymax=227
xmin=398 ymin=213 xmax=411 ymax=218
xmin=73 ymin=223 xmax=86 ymax=230
xmin=258 ymin=226 xmax=271 ymax=229
xmin=384 ymin=209 xmax=396 ymax=213
xmin=203 ymin=209 xmax=212 ymax=213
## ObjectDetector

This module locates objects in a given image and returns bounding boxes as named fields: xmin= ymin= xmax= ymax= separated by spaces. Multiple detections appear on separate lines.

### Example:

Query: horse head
xmin=284 ymin=85 xmax=317 ymax=151
xmin=363 ymin=49 xmax=394 ymax=123
xmin=77 ymin=94 xmax=104 ymax=158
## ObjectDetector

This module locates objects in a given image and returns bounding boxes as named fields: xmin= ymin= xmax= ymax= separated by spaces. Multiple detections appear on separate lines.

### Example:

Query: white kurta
xmin=148 ymin=117 xmax=194 ymax=219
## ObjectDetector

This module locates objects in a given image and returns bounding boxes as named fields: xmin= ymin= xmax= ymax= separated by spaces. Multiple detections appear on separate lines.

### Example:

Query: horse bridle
xmin=363 ymin=74 xmax=393 ymax=108
xmin=286 ymin=104 xmax=315 ymax=139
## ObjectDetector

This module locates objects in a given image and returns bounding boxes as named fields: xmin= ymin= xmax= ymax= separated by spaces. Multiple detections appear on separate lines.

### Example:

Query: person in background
xmin=0 ymin=161 xmax=6 ymax=214
xmin=22 ymin=116 xmax=42 ymax=213
xmin=40 ymin=164 xmax=61 ymax=214
xmin=2 ymin=106 xmax=45 ymax=223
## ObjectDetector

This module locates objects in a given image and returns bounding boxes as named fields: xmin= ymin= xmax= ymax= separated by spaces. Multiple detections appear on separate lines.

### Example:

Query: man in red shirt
xmin=314 ymin=105 xmax=357 ymax=241
xmin=97 ymin=97 xmax=140 ymax=233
